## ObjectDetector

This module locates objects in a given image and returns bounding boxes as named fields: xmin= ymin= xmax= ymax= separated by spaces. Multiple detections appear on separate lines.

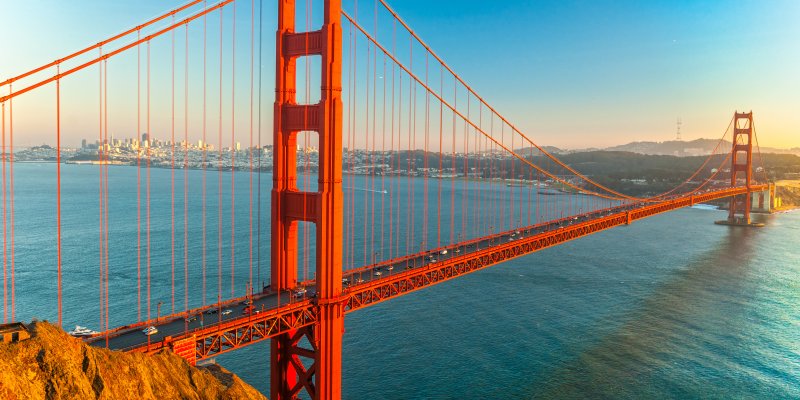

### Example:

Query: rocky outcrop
xmin=775 ymin=180 xmax=800 ymax=210
xmin=0 ymin=321 xmax=266 ymax=400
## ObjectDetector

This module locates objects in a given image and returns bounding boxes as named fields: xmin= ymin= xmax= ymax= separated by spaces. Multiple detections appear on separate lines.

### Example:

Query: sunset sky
xmin=1 ymin=0 xmax=798 ymax=149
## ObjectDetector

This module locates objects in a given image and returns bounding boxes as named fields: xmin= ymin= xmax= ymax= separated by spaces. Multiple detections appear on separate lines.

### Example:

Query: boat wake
xmin=345 ymin=187 xmax=388 ymax=194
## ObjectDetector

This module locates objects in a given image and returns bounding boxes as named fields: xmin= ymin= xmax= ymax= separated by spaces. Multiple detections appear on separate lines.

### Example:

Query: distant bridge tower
xmin=725 ymin=112 xmax=755 ymax=225
xmin=271 ymin=0 xmax=344 ymax=398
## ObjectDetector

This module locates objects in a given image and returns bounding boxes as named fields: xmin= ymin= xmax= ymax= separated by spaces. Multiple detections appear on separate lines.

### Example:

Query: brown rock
xmin=0 ymin=321 xmax=267 ymax=400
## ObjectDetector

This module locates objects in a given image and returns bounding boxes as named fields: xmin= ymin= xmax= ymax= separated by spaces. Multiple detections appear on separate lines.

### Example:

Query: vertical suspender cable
xmin=436 ymin=63 xmax=442 ymax=249
xmin=256 ymin=0 xmax=263 ymax=291
xmin=8 ymin=91 xmax=14 ymax=322
xmin=104 ymin=59 xmax=111 ymax=338
xmin=147 ymin=41 xmax=152 ymax=322
xmin=98 ymin=55 xmax=105 ymax=332
xmin=450 ymin=72 xmax=455 ymax=245
xmin=396 ymin=69 xmax=403 ymax=262
xmin=363 ymin=29 xmax=370 ymax=267
xmin=463 ymin=92 xmax=469 ymax=242
xmin=185 ymin=22 xmax=190 ymax=313
xmin=371 ymin=20 xmax=377 ymax=267
xmin=202 ymin=2 xmax=208 ymax=306
xmin=231 ymin=0 xmax=237 ymax=298
xmin=379 ymin=2 xmax=386 ymax=262
xmin=248 ymin=0 xmax=254 ymax=296
xmin=407 ymin=36 xmax=413 ymax=259
xmin=2 ymin=94 xmax=7 ymax=323
xmin=218 ymin=7 xmax=223 ymax=310
xmin=55 ymin=71 xmax=62 ymax=327
xmin=344 ymin=20 xmax=351 ymax=272
xmin=171 ymin=16 xmax=177 ymax=314
xmin=422 ymin=53 xmax=428 ymax=251
xmin=137 ymin=32 xmax=142 ymax=322
xmin=389 ymin=22 xmax=396 ymax=261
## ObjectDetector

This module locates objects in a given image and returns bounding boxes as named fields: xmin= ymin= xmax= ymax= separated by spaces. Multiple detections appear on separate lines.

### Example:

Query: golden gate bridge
xmin=0 ymin=0 xmax=772 ymax=398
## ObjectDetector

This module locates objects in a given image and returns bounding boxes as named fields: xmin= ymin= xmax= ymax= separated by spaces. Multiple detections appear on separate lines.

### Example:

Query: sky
xmin=1 ymin=0 xmax=798 ymax=149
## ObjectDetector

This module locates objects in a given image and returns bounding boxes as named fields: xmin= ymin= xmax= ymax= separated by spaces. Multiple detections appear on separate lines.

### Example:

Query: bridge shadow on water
xmin=524 ymin=213 xmax=797 ymax=399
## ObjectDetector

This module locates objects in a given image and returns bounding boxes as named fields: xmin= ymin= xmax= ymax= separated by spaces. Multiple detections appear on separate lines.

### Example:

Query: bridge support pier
xmin=271 ymin=0 xmax=344 ymax=399
xmin=715 ymin=111 xmax=764 ymax=227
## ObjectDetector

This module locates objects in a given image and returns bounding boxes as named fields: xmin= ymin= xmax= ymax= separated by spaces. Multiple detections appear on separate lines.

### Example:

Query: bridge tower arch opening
xmin=271 ymin=0 xmax=344 ymax=399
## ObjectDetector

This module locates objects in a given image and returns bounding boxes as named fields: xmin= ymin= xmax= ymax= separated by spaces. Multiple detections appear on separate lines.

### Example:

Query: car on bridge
xmin=142 ymin=326 xmax=158 ymax=336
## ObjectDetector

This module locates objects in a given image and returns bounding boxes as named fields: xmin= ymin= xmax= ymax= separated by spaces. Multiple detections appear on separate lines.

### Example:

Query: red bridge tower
xmin=271 ymin=0 xmax=344 ymax=398
xmin=717 ymin=111 xmax=763 ymax=227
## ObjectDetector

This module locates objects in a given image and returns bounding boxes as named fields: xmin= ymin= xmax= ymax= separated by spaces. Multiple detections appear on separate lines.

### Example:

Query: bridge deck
xmin=87 ymin=185 xmax=765 ymax=361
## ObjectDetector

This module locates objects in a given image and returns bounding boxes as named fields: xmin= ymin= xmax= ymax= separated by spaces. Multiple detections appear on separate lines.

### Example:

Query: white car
xmin=221 ymin=309 xmax=233 ymax=316
xmin=142 ymin=326 xmax=158 ymax=336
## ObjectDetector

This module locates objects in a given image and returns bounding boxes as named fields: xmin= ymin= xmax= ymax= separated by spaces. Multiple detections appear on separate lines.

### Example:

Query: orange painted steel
xmin=372 ymin=1 xmax=656 ymax=203
xmin=728 ymin=112 xmax=755 ymax=224
xmin=271 ymin=0 xmax=344 ymax=398
xmin=0 ymin=0 xmax=236 ymax=104
xmin=341 ymin=11 xmax=629 ymax=202
xmin=1 ymin=1 xmax=772 ymax=397
xmin=343 ymin=185 xmax=765 ymax=312
xmin=0 ymin=0 xmax=206 ymax=89
xmin=121 ymin=186 xmax=765 ymax=372
xmin=128 ymin=300 xmax=317 ymax=356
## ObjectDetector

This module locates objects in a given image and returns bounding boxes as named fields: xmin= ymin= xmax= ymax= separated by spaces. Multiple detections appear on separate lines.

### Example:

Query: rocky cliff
xmin=0 ymin=321 xmax=267 ymax=400
xmin=775 ymin=180 xmax=800 ymax=210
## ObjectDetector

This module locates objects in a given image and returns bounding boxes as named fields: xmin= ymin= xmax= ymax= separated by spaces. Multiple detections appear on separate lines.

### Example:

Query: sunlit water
xmin=8 ymin=163 xmax=800 ymax=398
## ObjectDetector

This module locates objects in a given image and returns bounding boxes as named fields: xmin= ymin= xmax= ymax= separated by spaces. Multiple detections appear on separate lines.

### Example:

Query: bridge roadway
xmin=86 ymin=185 xmax=765 ymax=361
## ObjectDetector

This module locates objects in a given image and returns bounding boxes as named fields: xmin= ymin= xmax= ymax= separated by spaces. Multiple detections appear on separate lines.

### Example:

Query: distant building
xmin=142 ymin=133 xmax=149 ymax=143
xmin=0 ymin=322 xmax=31 ymax=343
xmin=81 ymin=139 xmax=87 ymax=149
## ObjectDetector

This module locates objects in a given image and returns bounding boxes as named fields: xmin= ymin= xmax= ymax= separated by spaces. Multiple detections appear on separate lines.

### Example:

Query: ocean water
xmin=7 ymin=163 xmax=800 ymax=398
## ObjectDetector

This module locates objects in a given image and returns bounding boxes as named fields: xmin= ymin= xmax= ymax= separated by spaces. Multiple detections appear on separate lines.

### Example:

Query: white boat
xmin=68 ymin=325 xmax=98 ymax=337
xmin=142 ymin=326 xmax=158 ymax=336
